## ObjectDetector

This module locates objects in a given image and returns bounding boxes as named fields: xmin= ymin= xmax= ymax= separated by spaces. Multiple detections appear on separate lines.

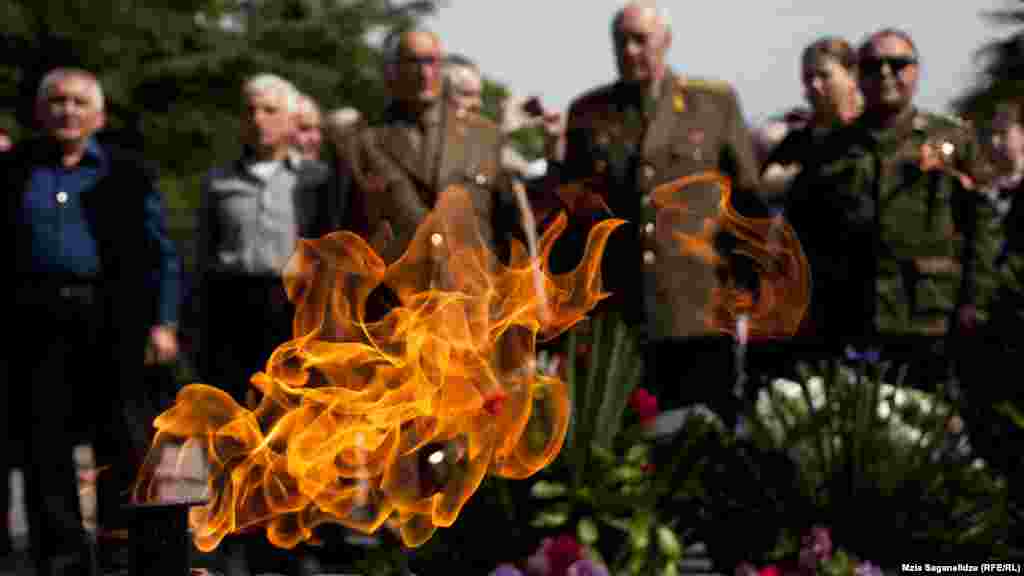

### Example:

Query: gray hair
xmin=242 ymin=74 xmax=299 ymax=114
xmin=442 ymin=54 xmax=481 ymax=93
xmin=36 ymin=68 xmax=105 ymax=111
xmin=611 ymin=1 xmax=673 ymax=39
xmin=443 ymin=53 xmax=478 ymax=72
xmin=327 ymin=107 xmax=361 ymax=129
xmin=295 ymin=92 xmax=321 ymax=118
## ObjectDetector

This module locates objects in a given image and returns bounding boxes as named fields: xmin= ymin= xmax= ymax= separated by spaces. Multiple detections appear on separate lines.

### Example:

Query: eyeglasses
xmin=861 ymin=56 xmax=917 ymax=76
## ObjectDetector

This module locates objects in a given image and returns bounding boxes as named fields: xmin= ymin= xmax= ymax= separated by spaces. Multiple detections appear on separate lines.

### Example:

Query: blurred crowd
xmin=5 ymin=1 xmax=1023 ymax=574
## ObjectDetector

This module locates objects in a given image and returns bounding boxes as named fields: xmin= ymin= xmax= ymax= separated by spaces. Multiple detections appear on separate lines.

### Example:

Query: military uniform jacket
xmin=343 ymin=102 xmax=514 ymax=265
xmin=554 ymin=71 xmax=763 ymax=340
xmin=786 ymin=108 xmax=983 ymax=339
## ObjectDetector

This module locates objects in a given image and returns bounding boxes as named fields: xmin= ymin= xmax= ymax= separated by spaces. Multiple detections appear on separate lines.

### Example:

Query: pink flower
xmin=567 ymin=559 xmax=609 ymax=576
xmin=526 ymin=542 xmax=550 ymax=576
xmin=856 ymin=561 xmax=883 ymax=576
xmin=735 ymin=562 xmax=759 ymax=576
xmin=806 ymin=526 xmax=832 ymax=562
xmin=545 ymin=534 xmax=585 ymax=576
xmin=628 ymin=388 xmax=659 ymax=426
xmin=798 ymin=525 xmax=832 ymax=573
xmin=759 ymin=565 xmax=781 ymax=576
xmin=491 ymin=564 xmax=525 ymax=576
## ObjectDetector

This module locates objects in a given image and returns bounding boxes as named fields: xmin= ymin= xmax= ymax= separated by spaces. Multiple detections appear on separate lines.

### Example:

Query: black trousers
xmin=644 ymin=335 xmax=741 ymax=425
xmin=201 ymin=274 xmax=305 ymax=569
xmin=201 ymin=274 xmax=296 ymax=405
xmin=0 ymin=355 xmax=13 ymax=555
xmin=18 ymin=281 xmax=113 ymax=574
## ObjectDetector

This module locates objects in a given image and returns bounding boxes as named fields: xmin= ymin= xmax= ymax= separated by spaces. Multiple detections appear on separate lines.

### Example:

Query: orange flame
xmin=650 ymin=171 xmax=810 ymax=340
xmin=133 ymin=186 xmax=623 ymax=551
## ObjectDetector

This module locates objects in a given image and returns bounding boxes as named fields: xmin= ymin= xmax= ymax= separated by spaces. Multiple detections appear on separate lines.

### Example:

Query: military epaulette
xmin=677 ymin=76 xmax=734 ymax=95
xmin=938 ymin=112 xmax=967 ymax=128
xmin=913 ymin=111 xmax=966 ymax=133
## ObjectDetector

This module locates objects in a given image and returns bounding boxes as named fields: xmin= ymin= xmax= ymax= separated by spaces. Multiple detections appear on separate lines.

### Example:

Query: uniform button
xmin=642 ymin=250 xmax=656 ymax=265
xmin=474 ymin=173 xmax=488 ymax=186
xmin=644 ymin=222 xmax=655 ymax=236
xmin=641 ymin=194 xmax=651 ymax=207
xmin=642 ymin=165 xmax=656 ymax=181
xmin=430 ymin=233 xmax=444 ymax=247
xmin=56 ymin=191 xmax=68 ymax=204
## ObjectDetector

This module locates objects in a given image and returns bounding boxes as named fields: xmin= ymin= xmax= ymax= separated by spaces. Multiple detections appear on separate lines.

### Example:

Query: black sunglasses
xmin=399 ymin=55 xmax=440 ymax=67
xmin=861 ymin=56 xmax=917 ymax=76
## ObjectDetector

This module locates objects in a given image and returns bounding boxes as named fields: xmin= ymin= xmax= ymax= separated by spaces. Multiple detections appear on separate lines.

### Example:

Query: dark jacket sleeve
xmin=721 ymin=89 xmax=770 ymax=218
xmin=140 ymin=157 xmax=182 ymax=327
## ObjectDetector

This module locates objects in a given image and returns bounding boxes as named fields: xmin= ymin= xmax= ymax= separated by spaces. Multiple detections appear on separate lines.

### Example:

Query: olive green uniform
xmin=786 ymin=108 xmax=986 ymax=386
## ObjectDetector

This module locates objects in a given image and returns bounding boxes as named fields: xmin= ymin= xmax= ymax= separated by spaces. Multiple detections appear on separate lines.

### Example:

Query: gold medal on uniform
xmin=673 ymin=93 xmax=685 ymax=113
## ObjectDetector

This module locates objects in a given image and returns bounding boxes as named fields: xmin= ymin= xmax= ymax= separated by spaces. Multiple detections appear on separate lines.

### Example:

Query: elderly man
xmin=547 ymin=1 xmax=764 ymax=420
xmin=293 ymin=91 xmax=323 ymax=161
xmin=439 ymin=53 xmax=562 ymax=201
xmin=343 ymin=29 xmax=518 ymax=264
xmin=198 ymin=72 xmax=342 ymax=404
xmin=441 ymin=54 xmax=484 ymax=116
xmin=196 ymin=72 xmax=341 ymax=575
xmin=785 ymin=29 xmax=986 ymax=390
xmin=4 ymin=67 xmax=180 ymax=575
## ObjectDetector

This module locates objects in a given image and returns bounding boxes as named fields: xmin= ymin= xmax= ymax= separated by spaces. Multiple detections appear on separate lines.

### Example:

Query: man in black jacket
xmin=5 ymin=67 xmax=181 ymax=575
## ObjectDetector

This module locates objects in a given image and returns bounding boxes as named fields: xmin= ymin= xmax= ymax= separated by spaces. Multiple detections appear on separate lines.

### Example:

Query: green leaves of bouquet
xmin=745 ymin=351 xmax=1012 ymax=562
xmin=526 ymin=312 xmax=714 ymax=576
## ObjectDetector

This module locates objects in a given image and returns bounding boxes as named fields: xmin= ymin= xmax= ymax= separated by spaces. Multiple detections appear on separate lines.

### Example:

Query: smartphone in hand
xmin=522 ymin=96 xmax=545 ymax=118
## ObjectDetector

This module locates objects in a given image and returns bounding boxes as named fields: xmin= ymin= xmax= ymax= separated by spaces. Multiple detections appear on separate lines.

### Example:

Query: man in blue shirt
xmin=5 ymin=67 xmax=180 ymax=575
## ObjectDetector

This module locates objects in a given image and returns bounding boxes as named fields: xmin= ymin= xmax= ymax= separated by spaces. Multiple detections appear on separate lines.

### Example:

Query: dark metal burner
xmin=121 ymin=499 xmax=207 ymax=576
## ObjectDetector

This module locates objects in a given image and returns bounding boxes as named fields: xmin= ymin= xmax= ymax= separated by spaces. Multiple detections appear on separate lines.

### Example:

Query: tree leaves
xmin=0 ymin=0 xmax=440 ymax=175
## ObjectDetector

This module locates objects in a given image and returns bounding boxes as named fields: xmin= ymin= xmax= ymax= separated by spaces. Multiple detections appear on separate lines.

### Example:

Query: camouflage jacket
xmin=787 ymin=108 xmax=985 ymax=339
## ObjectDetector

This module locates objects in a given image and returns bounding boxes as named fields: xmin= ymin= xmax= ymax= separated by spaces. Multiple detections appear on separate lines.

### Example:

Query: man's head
xmin=241 ymin=74 xmax=298 ymax=160
xmin=858 ymin=28 xmax=920 ymax=117
xmin=991 ymin=100 xmax=1024 ymax=174
xmin=293 ymin=93 xmax=323 ymax=161
xmin=384 ymin=29 xmax=444 ymax=107
xmin=442 ymin=54 xmax=483 ymax=116
xmin=612 ymin=1 xmax=672 ymax=86
xmin=35 ymin=68 xmax=106 ymax=146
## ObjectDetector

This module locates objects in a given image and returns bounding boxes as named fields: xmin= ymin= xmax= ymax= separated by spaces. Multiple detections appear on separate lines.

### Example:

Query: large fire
xmin=133 ymin=173 xmax=807 ymax=552
xmin=133 ymin=186 xmax=623 ymax=551
xmin=650 ymin=171 xmax=810 ymax=340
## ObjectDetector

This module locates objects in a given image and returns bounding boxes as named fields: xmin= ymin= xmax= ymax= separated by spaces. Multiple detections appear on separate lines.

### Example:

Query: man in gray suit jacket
xmin=197 ymin=73 xmax=342 ymax=403
xmin=196 ymin=72 xmax=342 ymax=576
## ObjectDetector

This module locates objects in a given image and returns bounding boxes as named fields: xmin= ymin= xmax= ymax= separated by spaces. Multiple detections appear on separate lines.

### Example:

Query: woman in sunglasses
xmin=760 ymin=36 xmax=862 ymax=204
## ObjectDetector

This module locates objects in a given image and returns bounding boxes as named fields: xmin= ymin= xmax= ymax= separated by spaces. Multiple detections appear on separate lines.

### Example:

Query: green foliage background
xmin=0 ymin=0 xmax=552 ymax=245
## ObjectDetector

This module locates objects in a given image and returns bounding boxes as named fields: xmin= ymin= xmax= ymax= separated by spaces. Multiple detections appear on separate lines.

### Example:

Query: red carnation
xmin=544 ymin=533 xmax=585 ymax=576
xmin=628 ymin=387 xmax=659 ymax=426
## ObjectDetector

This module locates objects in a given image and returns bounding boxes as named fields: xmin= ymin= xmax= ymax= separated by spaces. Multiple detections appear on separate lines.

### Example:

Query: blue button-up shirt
xmin=23 ymin=137 xmax=107 ymax=277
